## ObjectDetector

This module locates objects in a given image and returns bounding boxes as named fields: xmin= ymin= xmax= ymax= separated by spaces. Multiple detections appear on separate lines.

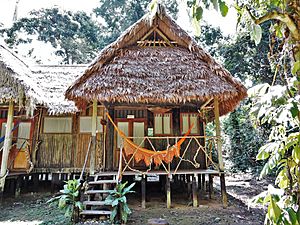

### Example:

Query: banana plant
xmin=47 ymin=179 xmax=83 ymax=223
xmin=105 ymin=181 xmax=135 ymax=224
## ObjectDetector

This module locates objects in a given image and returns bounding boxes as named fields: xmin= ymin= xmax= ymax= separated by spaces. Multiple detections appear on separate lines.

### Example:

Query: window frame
xmin=43 ymin=116 xmax=72 ymax=134
xmin=79 ymin=116 xmax=103 ymax=134
xmin=180 ymin=113 xmax=200 ymax=135
xmin=153 ymin=112 xmax=173 ymax=136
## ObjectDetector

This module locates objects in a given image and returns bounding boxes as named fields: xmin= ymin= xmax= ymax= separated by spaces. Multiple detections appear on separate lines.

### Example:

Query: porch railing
xmin=117 ymin=135 xmax=221 ymax=180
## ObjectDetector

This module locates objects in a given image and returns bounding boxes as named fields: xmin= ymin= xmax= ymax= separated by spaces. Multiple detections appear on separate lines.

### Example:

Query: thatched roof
xmin=0 ymin=44 xmax=41 ymax=111
xmin=0 ymin=44 xmax=87 ymax=114
xmin=65 ymin=5 xmax=247 ymax=116
xmin=31 ymin=65 xmax=86 ymax=115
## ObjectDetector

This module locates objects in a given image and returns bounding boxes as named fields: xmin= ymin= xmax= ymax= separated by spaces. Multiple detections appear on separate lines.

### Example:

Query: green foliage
xmin=185 ymin=0 xmax=229 ymax=36
xmin=95 ymin=0 xmax=178 ymax=45
xmin=105 ymin=181 xmax=135 ymax=224
xmin=47 ymin=179 xmax=83 ymax=223
xmin=223 ymin=104 xmax=266 ymax=173
xmin=252 ymin=185 xmax=300 ymax=225
xmin=1 ymin=8 xmax=101 ymax=64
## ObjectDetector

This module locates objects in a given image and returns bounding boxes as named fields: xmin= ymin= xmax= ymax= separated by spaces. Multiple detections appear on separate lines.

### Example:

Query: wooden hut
xmin=66 ymin=5 xmax=247 ymax=210
xmin=0 ymin=45 xmax=105 ymax=195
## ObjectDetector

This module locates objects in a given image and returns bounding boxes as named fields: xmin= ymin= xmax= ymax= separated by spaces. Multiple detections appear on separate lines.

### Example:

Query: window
xmin=17 ymin=122 xmax=31 ymax=148
xmin=44 ymin=117 xmax=72 ymax=133
xmin=181 ymin=113 xmax=199 ymax=134
xmin=154 ymin=113 xmax=172 ymax=135
xmin=79 ymin=116 xmax=103 ymax=133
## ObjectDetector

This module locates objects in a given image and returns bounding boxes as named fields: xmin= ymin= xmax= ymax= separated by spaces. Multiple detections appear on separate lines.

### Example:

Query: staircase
xmin=80 ymin=174 xmax=117 ymax=218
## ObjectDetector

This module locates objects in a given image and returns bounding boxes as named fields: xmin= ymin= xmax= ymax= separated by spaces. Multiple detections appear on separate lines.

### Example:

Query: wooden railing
xmin=118 ymin=135 xmax=220 ymax=178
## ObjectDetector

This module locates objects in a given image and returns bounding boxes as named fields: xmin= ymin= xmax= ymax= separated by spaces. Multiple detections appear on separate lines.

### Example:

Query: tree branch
xmin=245 ymin=7 xmax=300 ymax=40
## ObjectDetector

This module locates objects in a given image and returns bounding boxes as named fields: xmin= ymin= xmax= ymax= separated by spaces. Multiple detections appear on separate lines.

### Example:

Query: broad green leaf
xmin=269 ymin=197 xmax=282 ymax=221
xmin=292 ymin=146 xmax=300 ymax=164
xmin=250 ymin=23 xmax=262 ymax=45
xmin=110 ymin=208 xmax=118 ymax=222
xmin=218 ymin=0 xmax=228 ymax=17
xmin=292 ymin=61 xmax=300 ymax=75
xmin=257 ymin=148 xmax=270 ymax=160
xmin=194 ymin=6 xmax=203 ymax=21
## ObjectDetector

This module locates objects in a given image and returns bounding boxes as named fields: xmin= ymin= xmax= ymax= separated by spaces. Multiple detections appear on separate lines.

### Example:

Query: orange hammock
xmin=106 ymin=113 xmax=193 ymax=167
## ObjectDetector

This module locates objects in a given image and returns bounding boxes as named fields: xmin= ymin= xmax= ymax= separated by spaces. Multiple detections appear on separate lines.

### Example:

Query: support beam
xmin=141 ymin=175 xmax=146 ymax=209
xmin=166 ymin=175 xmax=171 ymax=209
xmin=106 ymin=107 xmax=114 ymax=171
xmin=214 ymin=98 xmax=228 ymax=208
xmin=0 ymin=100 xmax=14 ymax=197
xmin=90 ymin=100 xmax=97 ymax=175
xmin=214 ymin=98 xmax=224 ymax=171
xmin=208 ymin=175 xmax=214 ymax=199
xmin=192 ymin=175 xmax=198 ymax=207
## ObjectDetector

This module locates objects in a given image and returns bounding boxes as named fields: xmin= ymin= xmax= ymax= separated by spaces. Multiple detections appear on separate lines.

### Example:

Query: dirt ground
xmin=0 ymin=173 xmax=268 ymax=225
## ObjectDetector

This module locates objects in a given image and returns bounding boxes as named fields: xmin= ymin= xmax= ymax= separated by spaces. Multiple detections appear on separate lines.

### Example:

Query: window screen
xmin=17 ymin=122 xmax=31 ymax=148
xmin=117 ymin=122 xmax=129 ymax=148
xmin=133 ymin=122 xmax=145 ymax=147
xmin=79 ymin=116 xmax=103 ymax=133
xmin=44 ymin=117 xmax=72 ymax=133
xmin=190 ymin=114 xmax=199 ymax=134
xmin=181 ymin=113 xmax=200 ymax=134
xmin=154 ymin=113 xmax=172 ymax=135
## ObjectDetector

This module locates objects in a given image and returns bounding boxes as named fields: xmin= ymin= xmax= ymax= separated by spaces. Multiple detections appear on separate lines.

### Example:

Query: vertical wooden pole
xmin=214 ymin=98 xmax=228 ymax=208
xmin=208 ymin=174 xmax=214 ymax=199
xmin=141 ymin=174 xmax=146 ymax=209
xmin=0 ymin=100 xmax=14 ymax=197
xmin=192 ymin=174 xmax=198 ymax=207
xmin=106 ymin=107 xmax=114 ymax=171
xmin=15 ymin=176 xmax=22 ymax=197
xmin=166 ymin=175 xmax=171 ymax=209
xmin=90 ymin=100 xmax=97 ymax=175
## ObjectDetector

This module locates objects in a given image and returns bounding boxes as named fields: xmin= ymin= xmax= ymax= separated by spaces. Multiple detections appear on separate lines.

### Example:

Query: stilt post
xmin=141 ymin=174 xmax=146 ymax=209
xmin=90 ymin=100 xmax=97 ymax=175
xmin=192 ymin=174 xmax=198 ymax=207
xmin=166 ymin=175 xmax=171 ymax=209
xmin=0 ymin=100 xmax=14 ymax=197
xmin=214 ymin=98 xmax=228 ymax=208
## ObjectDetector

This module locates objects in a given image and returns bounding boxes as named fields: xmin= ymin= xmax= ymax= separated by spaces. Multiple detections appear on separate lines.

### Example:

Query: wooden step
xmin=83 ymin=201 xmax=110 ymax=206
xmin=85 ymin=189 xmax=113 ymax=195
xmin=89 ymin=180 xmax=117 ymax=185
xmin=80 ymin=210 xmax=112 ymax=216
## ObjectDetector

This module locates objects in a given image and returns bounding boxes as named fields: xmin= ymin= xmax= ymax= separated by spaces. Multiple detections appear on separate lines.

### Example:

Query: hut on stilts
xmin=0 ymin=44 xmax=106 ymax=196
xmin=65 ymin=4 xmax=247 ymax=215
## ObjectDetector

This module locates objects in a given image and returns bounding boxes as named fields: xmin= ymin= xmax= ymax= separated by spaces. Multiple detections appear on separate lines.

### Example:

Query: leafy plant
xmin=47 ymin=179 xmax=83 ymax=223
xmin=105 ymin=182 xmax=135 ymax=224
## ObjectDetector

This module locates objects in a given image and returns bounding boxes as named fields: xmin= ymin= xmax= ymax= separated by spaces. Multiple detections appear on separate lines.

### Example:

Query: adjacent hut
xmin=0 ymin=44 xmax=41 ymax=196
xmin=0 ymin=45 xmax=105 ymax=195
xmin=66 ymin=5 xmax=247 ymax=209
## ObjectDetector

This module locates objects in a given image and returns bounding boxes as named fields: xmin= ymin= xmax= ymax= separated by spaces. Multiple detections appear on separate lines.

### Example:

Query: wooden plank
xmin=89 ymin=180 xmax=117 ymax=185
xmin=83 ymin=201 xmax=109 ymax=206
xmin=214 ymin=98 xmax=224 ymax=171
xmin=85 ymin=190 xmax=113 ymax=195
xmin=90 ymin=100 xmax=97 ymax=175
xmin=106 ymin=107 xmax=114 ymax=171
xmin=80 ymin=210 xmax=111 ymax=215
xmin=0 ymin=100 xmax=14 ymax=197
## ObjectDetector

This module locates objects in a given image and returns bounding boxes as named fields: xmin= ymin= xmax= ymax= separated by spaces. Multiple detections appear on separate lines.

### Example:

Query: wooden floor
xmin=96 ymin=169 xmax=223 ymax=176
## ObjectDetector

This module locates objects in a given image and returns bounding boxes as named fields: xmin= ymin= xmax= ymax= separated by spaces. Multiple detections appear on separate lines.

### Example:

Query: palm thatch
xmin=0 ymin=44 xmax=87 ymax=114
xmin=0 ymin=44 xmax=40 ymax=112
xmin=31 ymin=65 xmax=86 ymax=115
xmin=65 ymin=5 xmax=247 ymax=116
